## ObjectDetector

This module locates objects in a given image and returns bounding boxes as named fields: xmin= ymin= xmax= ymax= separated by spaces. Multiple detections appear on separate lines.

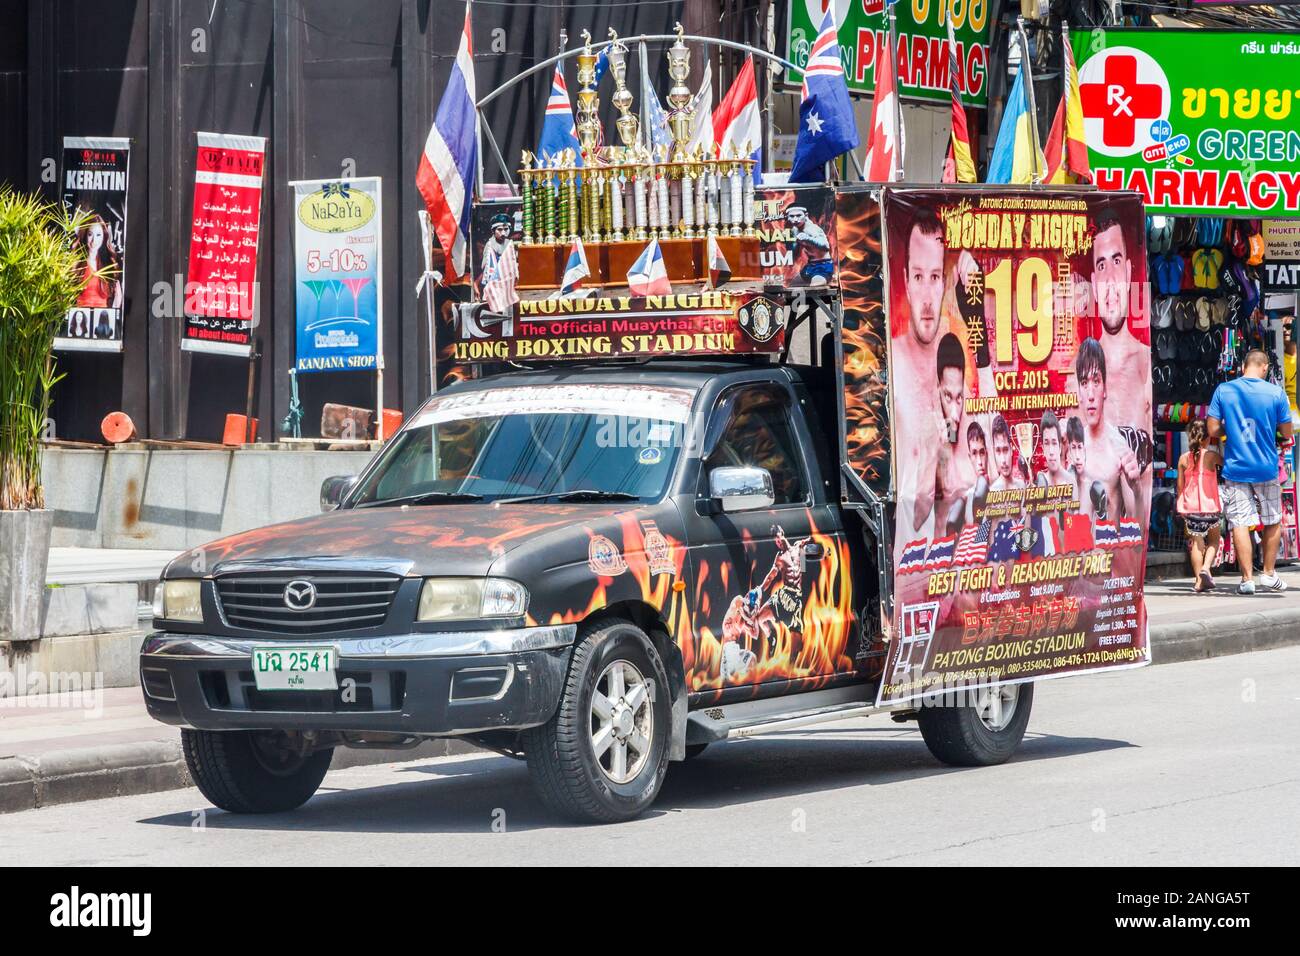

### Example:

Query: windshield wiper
xmin=356 ymin=491 xmax=484 ymax=508
xmin=495 ymin=489 xmax=642 ymax=505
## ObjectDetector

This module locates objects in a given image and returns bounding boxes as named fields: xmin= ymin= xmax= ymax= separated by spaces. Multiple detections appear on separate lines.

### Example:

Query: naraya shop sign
xmin=452 ymin=291 xmax=787 ymax=363
xmin=1072 ymin=29 xmax=1300 ymax=218
xmin=785 ymin=0 xmax=991 ymax=107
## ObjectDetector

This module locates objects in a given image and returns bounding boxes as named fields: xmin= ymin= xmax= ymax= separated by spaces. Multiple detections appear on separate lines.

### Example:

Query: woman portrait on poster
xmin=73 ymin=210 xmax=122 ymax=332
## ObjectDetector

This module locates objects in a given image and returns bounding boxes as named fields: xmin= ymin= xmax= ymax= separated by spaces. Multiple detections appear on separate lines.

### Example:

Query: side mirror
xmin=320 ymin=475 xmax=357 ymax=512
xmin=708 ymin=466 xmax=774 ymax=513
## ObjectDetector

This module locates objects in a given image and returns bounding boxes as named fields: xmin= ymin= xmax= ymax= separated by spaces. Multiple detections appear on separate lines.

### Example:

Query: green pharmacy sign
xmin=785 ymin=0 xmax=991 ymax=108
xmin=1072 ymin=28 xmax=1300 ymax=218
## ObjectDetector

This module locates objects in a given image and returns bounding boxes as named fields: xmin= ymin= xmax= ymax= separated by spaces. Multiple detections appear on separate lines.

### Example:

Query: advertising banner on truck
xmin=785 ymin=0 xmax=991 ymax=107
xmin=1073 ymin=29 xmax=1300 ymax=218
xmin=880 ymin=188 xmax=1153 ymax=705
xmin=290 ymin=177 xmax=383 ymax=373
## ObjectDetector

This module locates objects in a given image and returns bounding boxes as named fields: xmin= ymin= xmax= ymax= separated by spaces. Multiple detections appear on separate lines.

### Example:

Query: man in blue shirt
xmin=1208 ymin=350 xmax=1295 ymax=594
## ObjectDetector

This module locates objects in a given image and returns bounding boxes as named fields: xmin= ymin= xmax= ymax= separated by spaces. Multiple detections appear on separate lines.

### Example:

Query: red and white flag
xmin=863 ymin=30 xmax=902 ymax=181
xmin=627 ymin=238 xmax=672 ymax=296
xmin=482 ymin=241 xmax=519 ymax=314
xmin=706 ymin=233 xmax=731 ymax=289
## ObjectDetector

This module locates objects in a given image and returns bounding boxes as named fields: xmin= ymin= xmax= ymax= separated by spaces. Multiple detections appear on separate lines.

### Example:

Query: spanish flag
xmin=943 ymin=18 xmax=977 ymax=184
xmin=1043 ymin=29 xmax=1091 ymax=184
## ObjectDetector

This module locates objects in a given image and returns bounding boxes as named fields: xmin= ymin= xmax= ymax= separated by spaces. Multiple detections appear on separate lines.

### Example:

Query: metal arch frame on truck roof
xmin=472 ymin=35 xmax=809 ymax=193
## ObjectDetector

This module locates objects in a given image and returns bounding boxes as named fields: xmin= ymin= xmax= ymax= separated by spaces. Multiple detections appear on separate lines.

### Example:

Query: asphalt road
xmin=4 ymin=647 xmax=1298 ymax=866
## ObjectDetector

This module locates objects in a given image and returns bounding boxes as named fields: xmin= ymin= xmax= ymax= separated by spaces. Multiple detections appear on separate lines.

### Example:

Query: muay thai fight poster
xmin=753 ymin=185 xmax=837 ymax=288
xmin=56 ymin=137 xmax=130 ymax=353
xmin=880 ymin=188 xmax=1153 ymax=706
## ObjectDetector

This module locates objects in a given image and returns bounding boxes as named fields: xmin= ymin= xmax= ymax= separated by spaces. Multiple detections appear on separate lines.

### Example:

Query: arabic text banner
xmin=183 ymin=132 xmax=267 ymax=355
xmin=880 ymin=188 xmax=1153 ymax=705
xmin=291 ymin=178 xmax=383 ymax=373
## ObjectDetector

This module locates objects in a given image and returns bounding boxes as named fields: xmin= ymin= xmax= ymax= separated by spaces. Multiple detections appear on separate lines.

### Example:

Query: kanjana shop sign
xmin=1072 ymin=29 xmax=1300 ymax=218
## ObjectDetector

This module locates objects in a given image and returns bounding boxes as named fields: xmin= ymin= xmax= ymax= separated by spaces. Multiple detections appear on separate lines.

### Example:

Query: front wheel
xmin=523 ymin=619 xmax=672 ymax=823
xmin=182 ymin=728 xmax=333 ymax=813
xmin=917 ymin=682 xmax=1033 ymax=767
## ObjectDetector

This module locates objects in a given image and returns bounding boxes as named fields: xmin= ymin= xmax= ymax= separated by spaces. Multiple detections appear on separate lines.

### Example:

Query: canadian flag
xmin=863 ymin=32 xmax=903 ymax=181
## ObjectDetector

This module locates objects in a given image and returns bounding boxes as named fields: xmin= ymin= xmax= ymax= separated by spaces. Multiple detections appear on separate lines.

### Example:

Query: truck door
xmin=682 ymin=382 xmax=855 ymax=696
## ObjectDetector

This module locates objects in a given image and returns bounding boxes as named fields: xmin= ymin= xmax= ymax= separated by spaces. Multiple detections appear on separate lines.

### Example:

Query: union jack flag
xmin=1095 ymin=519 xmax=1120 ymax=548
xmin=898 ymin=539 xmax=929 ymax=574
xmin=925 ymin=534 xmax=957 ymax=570
xmin=954 ymin=520 xmax=991 ymax=565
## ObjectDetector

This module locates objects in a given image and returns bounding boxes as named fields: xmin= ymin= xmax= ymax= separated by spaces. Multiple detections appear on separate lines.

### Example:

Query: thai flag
xmin=1118 ymin=519 xmax=1143 ymax=546
xmin=706 ymin=233 xmax=731 ymax=289
xmin=482 ymin=241 xmax=519 ymax=315
xmin=790 ymin=6 xmax=859 ymax=183
xmin=538 ymin=62 xmax=582 ymax=165
xmin=898 ymin=539 xmax=929 ymax=574
xmin=416 ymin=1 xmax=476 ymax=281
xmin=954 ymin=520 xmax=991 ymax=565
xmin=1095 ymin=520 xmax=1120 ymax=548
xmin=560 ymin=237 xmax=589 ymax=296
xmin=627 ymin=238 xmax=672 ymax=296
xmin=925 ymin=535 xmax=957 ymax=570
xmin=712 ymin=54 xmax=761 ymax=181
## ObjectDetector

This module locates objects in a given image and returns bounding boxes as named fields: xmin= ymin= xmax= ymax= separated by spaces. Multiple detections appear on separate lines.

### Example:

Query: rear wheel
xmin=917 ymin=682 xmax=1033 ymax=767
xmin=523 ymin=619 xmax=672 ymax=823
xmin=182 ymin=728 xmax=333 ymax=813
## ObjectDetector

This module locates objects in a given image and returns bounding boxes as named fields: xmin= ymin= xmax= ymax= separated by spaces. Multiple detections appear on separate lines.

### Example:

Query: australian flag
xmin=538 ymin=62 xmax=582 ymax=165
xmin=898 ymin=539 xmax=929 ymax=574
xmin=789 ymin=6 xmax=860 ymax=183
xmin=989 ymin=520 xmax=1022 ymax=562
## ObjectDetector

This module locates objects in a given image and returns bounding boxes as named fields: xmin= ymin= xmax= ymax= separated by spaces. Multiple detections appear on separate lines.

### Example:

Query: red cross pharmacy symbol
xmin=1079 ymin=53 xmax=1163 ymax=149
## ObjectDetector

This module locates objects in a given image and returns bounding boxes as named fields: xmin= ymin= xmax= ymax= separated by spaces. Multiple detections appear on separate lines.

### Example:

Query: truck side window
xmin=705 ymin=391 xmax=809 ymax=505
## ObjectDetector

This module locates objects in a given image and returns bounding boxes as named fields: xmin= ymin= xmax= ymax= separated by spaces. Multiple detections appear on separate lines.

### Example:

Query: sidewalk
xmin=3 ymin=564 xmax=1299 ymax=814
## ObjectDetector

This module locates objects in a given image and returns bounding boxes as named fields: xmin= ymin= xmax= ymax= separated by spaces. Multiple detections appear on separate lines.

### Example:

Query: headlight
xmin=417 ymin=578 xmax=528 ymax=621
xmin=155 ymin=579 xmax=203 ymax=622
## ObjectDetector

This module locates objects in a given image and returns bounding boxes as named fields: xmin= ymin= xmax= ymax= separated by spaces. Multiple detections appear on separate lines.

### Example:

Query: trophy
xmin=575 ymin=30 xmax=603 ymax=158
xmin=665 ymin=23 xmax=694 ymax=162
xmin=1013 ymin=420 xmax=1039 ymax=477
xmin=607 ymin=29 xmax=639 ymax=157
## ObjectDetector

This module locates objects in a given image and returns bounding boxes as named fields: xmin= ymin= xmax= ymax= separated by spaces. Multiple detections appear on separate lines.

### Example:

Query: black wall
xmin=3 ymin=0 xmax=685 ymax=442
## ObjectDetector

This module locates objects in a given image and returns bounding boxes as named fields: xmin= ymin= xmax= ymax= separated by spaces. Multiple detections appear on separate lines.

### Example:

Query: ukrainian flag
xmin=987 ymin=64 xmax=1044 ymax=184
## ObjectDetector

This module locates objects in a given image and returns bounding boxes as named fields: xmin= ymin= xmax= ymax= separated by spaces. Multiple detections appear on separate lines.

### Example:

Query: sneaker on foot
xmin=1237 ymin=581 xmax=1256 ymax=595
xmin=1258 ymin=574 xmax=1288 ymax=592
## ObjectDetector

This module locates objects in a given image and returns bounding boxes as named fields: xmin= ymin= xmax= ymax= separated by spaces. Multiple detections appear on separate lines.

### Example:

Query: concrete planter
xmin=0 ymin=509 xmax=52 ymax=641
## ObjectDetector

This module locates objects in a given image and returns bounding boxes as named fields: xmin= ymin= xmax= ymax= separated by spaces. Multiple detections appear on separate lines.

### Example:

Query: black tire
xmin=182 ymin=728 xmax=333 ymax=813
xmin=917 ymin=682 xmax=1033 ymax=767
xmin=523 ymin=619 xmax=672 ymax=823
xmin=683 ymin=743 xmax=710 ymax=760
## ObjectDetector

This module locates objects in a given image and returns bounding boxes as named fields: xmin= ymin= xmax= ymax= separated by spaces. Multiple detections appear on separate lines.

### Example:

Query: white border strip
xmin=181 ymin=338 xmax=252 ymax=357
xmin=53 ymin=337 xmax=123 ymax=353
xmin=196 ymin=131 xmax=267 ymax=152
xmin=62 ymin=136 xmax=131 ymax=151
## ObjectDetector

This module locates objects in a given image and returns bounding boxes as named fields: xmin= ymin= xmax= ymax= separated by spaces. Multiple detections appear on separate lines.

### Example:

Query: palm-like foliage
xmin=0 ymin=188 xmax=95 ymax=510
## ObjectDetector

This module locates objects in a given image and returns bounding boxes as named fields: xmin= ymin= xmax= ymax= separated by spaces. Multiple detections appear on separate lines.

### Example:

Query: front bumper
xmin=139 ymin=624 xmax=576 ymax=736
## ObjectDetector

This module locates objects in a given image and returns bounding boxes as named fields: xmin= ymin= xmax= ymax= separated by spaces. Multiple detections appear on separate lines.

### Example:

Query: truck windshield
xmin=350 ymin=383 xmax=696 ymax=506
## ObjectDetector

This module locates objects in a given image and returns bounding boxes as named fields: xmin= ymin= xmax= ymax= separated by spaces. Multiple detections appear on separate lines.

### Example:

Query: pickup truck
xmin=141 ymin=358 xmax=1032 ymax=823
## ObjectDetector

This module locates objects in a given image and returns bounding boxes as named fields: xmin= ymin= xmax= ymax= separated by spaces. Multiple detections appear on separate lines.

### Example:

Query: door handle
xmin=804 ymin=542 xmax=825 ymax=560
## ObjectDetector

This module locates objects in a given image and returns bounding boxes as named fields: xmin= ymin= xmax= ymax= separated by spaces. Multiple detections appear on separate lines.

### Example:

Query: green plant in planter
xmin=0 ymin=188 xmax=95 ymax=510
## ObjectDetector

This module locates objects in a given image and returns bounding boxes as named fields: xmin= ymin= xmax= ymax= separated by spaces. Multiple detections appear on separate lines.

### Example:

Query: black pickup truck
xmin=142 ymin=358 xmax=1032 ymax=823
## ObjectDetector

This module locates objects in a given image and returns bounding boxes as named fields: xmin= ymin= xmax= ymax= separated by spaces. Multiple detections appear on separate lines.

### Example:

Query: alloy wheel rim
xmin=590 ymin=659 xmax=653 ymax=784
xmin=975 ymin=684 xmax=1019 ymax=732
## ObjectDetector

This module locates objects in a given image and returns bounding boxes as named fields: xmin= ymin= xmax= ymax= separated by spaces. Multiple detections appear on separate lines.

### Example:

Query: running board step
xmin=686 ymin=687 xmax=902 ymax=744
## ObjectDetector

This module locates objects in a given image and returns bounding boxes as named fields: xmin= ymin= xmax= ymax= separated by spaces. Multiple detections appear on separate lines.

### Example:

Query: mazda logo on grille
xmin=283 ymin=580 xmax=317 ymax=611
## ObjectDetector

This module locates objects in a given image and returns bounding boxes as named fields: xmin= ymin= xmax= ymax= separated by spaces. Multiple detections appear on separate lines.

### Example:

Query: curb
xmin=3 ymin=612 xmax=1299 ymax=816
xmin=0 ymin=736 xmax=478 ymax=816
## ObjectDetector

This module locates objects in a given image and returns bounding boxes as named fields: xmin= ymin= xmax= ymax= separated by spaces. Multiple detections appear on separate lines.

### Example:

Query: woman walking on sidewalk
xmin=1177 ymin=419 xmax=1224 ymax=592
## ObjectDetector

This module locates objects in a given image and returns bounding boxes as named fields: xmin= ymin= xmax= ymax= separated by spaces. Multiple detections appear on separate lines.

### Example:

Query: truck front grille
xmin=214 ymin=572 xmax=402 ymax=634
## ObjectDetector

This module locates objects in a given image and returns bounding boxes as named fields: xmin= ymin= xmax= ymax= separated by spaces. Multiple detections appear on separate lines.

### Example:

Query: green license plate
xmin=252 ymin=646 xmax=338 ymax=691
